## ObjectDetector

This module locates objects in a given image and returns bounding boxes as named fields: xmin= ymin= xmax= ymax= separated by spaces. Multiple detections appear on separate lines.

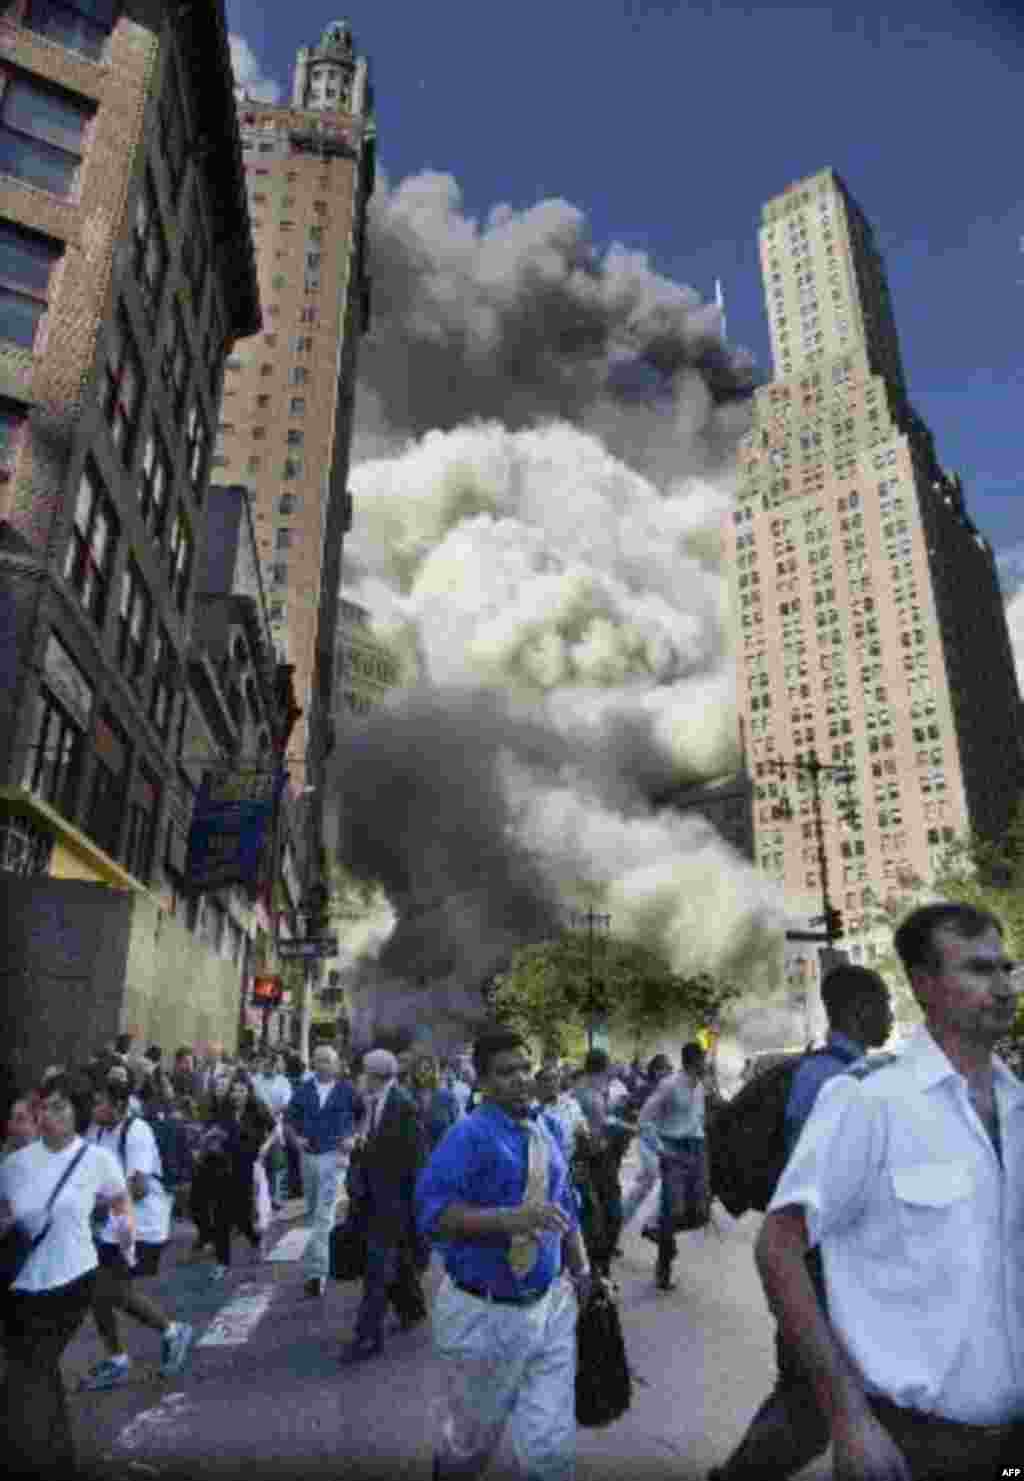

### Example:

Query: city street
xmin=66 ymin=1154 xmax=831 ymax=1481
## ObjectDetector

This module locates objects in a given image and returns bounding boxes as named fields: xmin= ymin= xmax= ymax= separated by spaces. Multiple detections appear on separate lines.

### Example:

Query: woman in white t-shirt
xmin=0 ymin=1071 xmax=133 ymax=1479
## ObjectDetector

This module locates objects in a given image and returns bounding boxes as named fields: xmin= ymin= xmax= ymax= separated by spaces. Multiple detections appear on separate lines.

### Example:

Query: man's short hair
xmin=114 ymin=1033 xmax=133 ymax=1055
xmin=583 ymin=1048 xmax=610 ymax=1075
xmin=821 ymin=964 xmax=889 ymax=1029
xmin=647 ymin=1054 xmax=672 ymax=1077
xmin=473 ymin=1029 xmax=529 ymax=1082
xmin=101 ymin=1076 xmax=133 ymax=1110
xmin=145 ymin=1045 xmax=162 ymax=1065
xmin=894 ymin=902 xmax=1003 ymax=976
xmin=681 ymin=1042 xmax=705 ymax=1071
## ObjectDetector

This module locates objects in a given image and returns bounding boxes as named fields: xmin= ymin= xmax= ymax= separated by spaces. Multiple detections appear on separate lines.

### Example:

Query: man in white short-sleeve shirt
xmin=755 ymin=902 xmax=1024 ymax=1481
xmin=82 ymin=1079 xmax=194 ymax=1390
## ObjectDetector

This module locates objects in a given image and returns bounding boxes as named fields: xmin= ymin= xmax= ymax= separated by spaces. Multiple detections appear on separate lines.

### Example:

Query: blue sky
xmin=227 ymin=0 xmax=1023 ymax=573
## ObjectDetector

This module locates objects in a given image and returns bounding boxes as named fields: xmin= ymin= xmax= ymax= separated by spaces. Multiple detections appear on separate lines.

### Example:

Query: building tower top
xmin=292 ymin=19 xmax=370 ymax=115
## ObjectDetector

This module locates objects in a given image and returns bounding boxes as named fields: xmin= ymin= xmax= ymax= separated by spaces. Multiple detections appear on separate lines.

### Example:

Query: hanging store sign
xmin=185 ymin=766 xmax=286 ymax=892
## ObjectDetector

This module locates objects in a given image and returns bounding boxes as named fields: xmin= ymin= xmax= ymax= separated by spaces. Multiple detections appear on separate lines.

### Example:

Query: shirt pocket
xmin=890 ymin=1162 xmax=972 ymax=1254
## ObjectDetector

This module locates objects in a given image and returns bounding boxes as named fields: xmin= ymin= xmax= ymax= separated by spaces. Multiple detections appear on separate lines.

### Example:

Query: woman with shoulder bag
xmin=0 ymin=1072 xmax=134 ymax=1479
xmin=204 ymin=1071 xmax=274 ymax=1282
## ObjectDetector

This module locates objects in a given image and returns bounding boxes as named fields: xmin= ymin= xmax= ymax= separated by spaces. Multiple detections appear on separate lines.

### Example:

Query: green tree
xmin=487 ymin=933 xmax=745 ymax=1060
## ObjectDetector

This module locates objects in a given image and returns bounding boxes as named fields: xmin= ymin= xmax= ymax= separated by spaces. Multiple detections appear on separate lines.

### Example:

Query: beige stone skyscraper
xmin=724 ymin=167 xmax=1021 ymax=967
xmin=216 ymin=19 xmax=375 ymax=798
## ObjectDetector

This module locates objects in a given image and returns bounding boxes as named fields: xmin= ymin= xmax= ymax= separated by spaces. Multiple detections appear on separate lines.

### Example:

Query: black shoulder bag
xmin=1 ymin=1143 xmax=90 ymax=1291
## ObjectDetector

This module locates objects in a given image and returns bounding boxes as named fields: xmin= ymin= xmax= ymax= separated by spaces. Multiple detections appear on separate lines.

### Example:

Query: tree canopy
xmin=486 ymin=930 xmax=744 ymax=1060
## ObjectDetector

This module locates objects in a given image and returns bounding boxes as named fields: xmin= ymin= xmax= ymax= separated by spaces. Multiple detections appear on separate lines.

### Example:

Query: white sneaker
xmin=210 ymin=1264 xmax=228 ymax=1283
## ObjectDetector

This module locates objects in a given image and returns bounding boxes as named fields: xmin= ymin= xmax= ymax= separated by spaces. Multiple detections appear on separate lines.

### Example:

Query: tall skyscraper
xmin=217 ymin=19 xmax=375 ymax=800
xmin=725 ymin=167 xmax=1021 ymax=965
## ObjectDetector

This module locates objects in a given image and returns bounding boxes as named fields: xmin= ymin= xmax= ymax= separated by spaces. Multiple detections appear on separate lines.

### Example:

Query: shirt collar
xmin=481 ymin=1101 xmax=537 ymax=1131
xmin=901 ymin=1023 xmax=1024 ymax=1104
xmin=825 ymin=1030 xmax=867 ymax=1063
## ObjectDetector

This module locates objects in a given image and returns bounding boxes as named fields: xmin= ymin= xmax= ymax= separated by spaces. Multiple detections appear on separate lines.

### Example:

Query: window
xmin=291 ymin=335 xmax=312 ymax=353
xmin=123 ymin=765 xmax=159 ymax=881
xmin=204 ymin=302 xmax=224 ymax=393
xmin=289 ymin=367 xmax=308 ymax=385
xmin=276 ymin=527 xmax=292 ymax=549
xmin=282 ymin=456 xmax=303 ymax=479
xmin=168 ymin=506 xmax=192 ymax=612
xmin=101 ymin=309 xmax=144 ymax=464
xmin=118 ymin=561 xmax=152 ymax=681
xmin=23 ymin=0 xmax=114 ymax=61
xmin=185 ymin=399 xmax=208 ymax=492
xmin=286 ymin=429 xmax=303 ymax=446
xmin=131 ymin=170 xmax=168 ymax=326
xmin=0 ymin=398 xmax=27 ymax=478
xmin=270 ymin=562 xmax=288 ymax=586
xmin=313 ymin=200 xmax=327 ymax=216
xmin=150 ymin=624 xmax=175 ymax=739
xmin=278 ymin=493 xmax=297 ymax=514
xmin=161 ymin=302 xmax=191 ymax=415
xmin=64 ymin=463 xmax=118 ymax=626
xmin=0 ymin=72 xmax=93 ymax=199
xmin=0 ymin=220 xmax=60 ymax=349
xmin=23 ymin=678 xmax=86 ymax=817
xmin=289 ymin=396 xmax=305 ymax=415
xmin=86 ymin=709 xmax=129 ymax=857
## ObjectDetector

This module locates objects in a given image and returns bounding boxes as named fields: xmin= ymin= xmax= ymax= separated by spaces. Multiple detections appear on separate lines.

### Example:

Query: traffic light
xmin=824 ymin=906 xmax=844 ymax=940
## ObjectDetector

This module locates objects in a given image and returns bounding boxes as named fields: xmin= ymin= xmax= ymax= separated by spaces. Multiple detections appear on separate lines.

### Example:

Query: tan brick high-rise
xmin=215 ymin=19 xmax=375 ymax=801
xmin=724 ymin=167 xmax=1021 ymax=968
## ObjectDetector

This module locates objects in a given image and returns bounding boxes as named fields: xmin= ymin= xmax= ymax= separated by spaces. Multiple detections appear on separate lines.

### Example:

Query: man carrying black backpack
xmin=708 ymin=963 xmax=893 ymax=1481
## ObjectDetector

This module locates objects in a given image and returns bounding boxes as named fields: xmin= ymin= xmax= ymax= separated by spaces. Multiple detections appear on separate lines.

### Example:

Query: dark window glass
xmin=22 ymin=685 xmax=84 ymax=817
xmin=23 ymin=0 xmax=114 ymax=62
xmin=85 ymin=711 xmax=129 ymax=857
xmin=138 ymin=425 xmax=170 ymax=540
xmin=132 ymin=171 xmax=167 ymax=326
xmin=100 ymin=309 xmax=144 ymax=465
xmin=123 ymin=766 xmax=158 ymax=880
xmin=63 ymin=465 xmax=118 ymax=626
xmin=0 ymin=221 xmax=60 ymax=348
xmin=117 ymin=561 xmax=152 ymax=681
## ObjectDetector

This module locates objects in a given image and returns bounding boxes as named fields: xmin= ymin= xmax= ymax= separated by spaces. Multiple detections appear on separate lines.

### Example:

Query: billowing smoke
xmin=329 ymin=170 xmax=786 ymax=1050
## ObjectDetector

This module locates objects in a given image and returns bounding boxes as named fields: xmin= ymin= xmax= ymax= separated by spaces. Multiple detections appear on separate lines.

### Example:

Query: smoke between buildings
xmin=327 ymin=169 xmax=789 ymax=1049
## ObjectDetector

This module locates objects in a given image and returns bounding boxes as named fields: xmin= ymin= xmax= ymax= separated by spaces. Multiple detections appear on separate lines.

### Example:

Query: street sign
xmin=785 ymin=930 xmax=831 ymax=943
xmin=277 ymin=935 xmax=339 ymax=959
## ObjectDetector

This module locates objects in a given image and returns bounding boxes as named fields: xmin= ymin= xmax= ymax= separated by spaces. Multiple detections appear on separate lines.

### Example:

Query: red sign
xmin=252 ymin=974 xmax=283 ymax=1007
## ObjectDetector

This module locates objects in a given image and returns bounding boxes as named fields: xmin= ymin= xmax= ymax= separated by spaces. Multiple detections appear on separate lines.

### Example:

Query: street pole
xmin=771 ymin=748 xmax=855 ymax=946
xmin=568 ymin=908 xmax=612 ymax=1051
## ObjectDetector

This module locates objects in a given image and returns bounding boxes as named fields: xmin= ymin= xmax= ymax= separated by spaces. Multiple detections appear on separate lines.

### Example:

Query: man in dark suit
xmin=340 ymin=1048 xmax=429 ymax=1364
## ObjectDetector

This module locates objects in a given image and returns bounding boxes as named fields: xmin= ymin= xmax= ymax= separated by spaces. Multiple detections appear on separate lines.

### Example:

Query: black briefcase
xmin=329 ymin=1207 xmax=367 ymax=1281
xmin=575 ymin=1281 xmax=632 ymax=1427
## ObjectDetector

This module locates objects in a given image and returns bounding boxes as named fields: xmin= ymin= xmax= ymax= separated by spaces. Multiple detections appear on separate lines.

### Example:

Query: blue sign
xmin=185 ymin=767 xmax=286 ymax=892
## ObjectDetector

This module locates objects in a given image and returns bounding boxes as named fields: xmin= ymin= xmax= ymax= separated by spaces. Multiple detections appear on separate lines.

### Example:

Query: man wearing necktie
xmin=416 ymin=1030 xmax=592 ymax=1481
xmin=339 ymin=1048 xmax=428 ymax=1364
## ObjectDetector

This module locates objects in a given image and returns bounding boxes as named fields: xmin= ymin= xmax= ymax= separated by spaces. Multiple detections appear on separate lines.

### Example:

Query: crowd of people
xmin=2 ymin=899 xmax=1022 ymax=1480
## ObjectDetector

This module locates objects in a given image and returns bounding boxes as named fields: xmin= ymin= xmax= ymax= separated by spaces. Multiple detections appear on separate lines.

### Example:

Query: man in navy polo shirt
xmin=287 ymin=1045 xmax=362 ymax=1297
xmin=416 ymin=1028 xmax=591 ymax=1481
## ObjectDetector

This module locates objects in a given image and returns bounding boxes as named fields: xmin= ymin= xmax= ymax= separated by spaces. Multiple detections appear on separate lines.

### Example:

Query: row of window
xmin=24 ymin=682 xmax=160 ymax=882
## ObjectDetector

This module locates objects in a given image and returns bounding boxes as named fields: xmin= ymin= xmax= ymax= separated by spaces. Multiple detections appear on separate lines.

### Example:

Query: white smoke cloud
xmin=228 ymin=34 xmax=283 ymax=103
xmin=1006 ymin=587 xmax=1024 ymax=693
xmin=330 ymin=170 xmax=783 ymax=1047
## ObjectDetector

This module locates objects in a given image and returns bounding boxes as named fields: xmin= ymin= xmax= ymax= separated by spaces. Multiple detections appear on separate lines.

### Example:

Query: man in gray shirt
xmin=637 ymin=1042 xmax=707 ymax=1290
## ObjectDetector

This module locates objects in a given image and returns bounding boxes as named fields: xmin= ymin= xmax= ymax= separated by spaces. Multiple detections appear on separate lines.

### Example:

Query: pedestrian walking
xmin=618 ymin=1054 xmax=673 ymax=1235
xmin=708 ymin=963 xmax=894 ymax=1478
xmin=200 ymin=1072 xmax=275 ymax=1281
xmin=415 ymin=1029 xmax=592 ymax=1481
xmin=251 ymin=1052 xmax=293 ymax=1208
xmin=3 ymin=1092 xmax=39 ymax=1161
xmin=287 ymin=1045 xmax=361 ymax=1298
xmin=80 ymin=1079 xmax=193 ymax=1390
xmin=635 ymin=1042 xmax=709 ymax=1291
xmin=751 ymin=902 xmax=1024 ymax=1481
xmin=339 ymin=1049 xmax=428 ymax=1363
xmin=572 ymin=1049 xmax=623 ymax=1278
xmin=410 ymin=1054 xmax=460 ymax=1152
xmin=0 ymin=1072 xmax=134 ymax=1479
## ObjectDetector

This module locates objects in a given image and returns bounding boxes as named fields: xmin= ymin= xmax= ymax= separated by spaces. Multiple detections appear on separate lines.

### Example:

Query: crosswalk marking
xmin=197 ymin=1283 xmax=274 ymax=1347
xmin=116 ymin=1391 xmax=197 ymax=1452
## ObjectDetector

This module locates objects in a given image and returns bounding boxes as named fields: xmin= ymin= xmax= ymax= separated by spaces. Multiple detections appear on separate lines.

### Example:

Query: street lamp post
xmin=568 ymin=908 xmax=612 ymax=1051
xmin=768 ymin=749 xmax=858 ymax=948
